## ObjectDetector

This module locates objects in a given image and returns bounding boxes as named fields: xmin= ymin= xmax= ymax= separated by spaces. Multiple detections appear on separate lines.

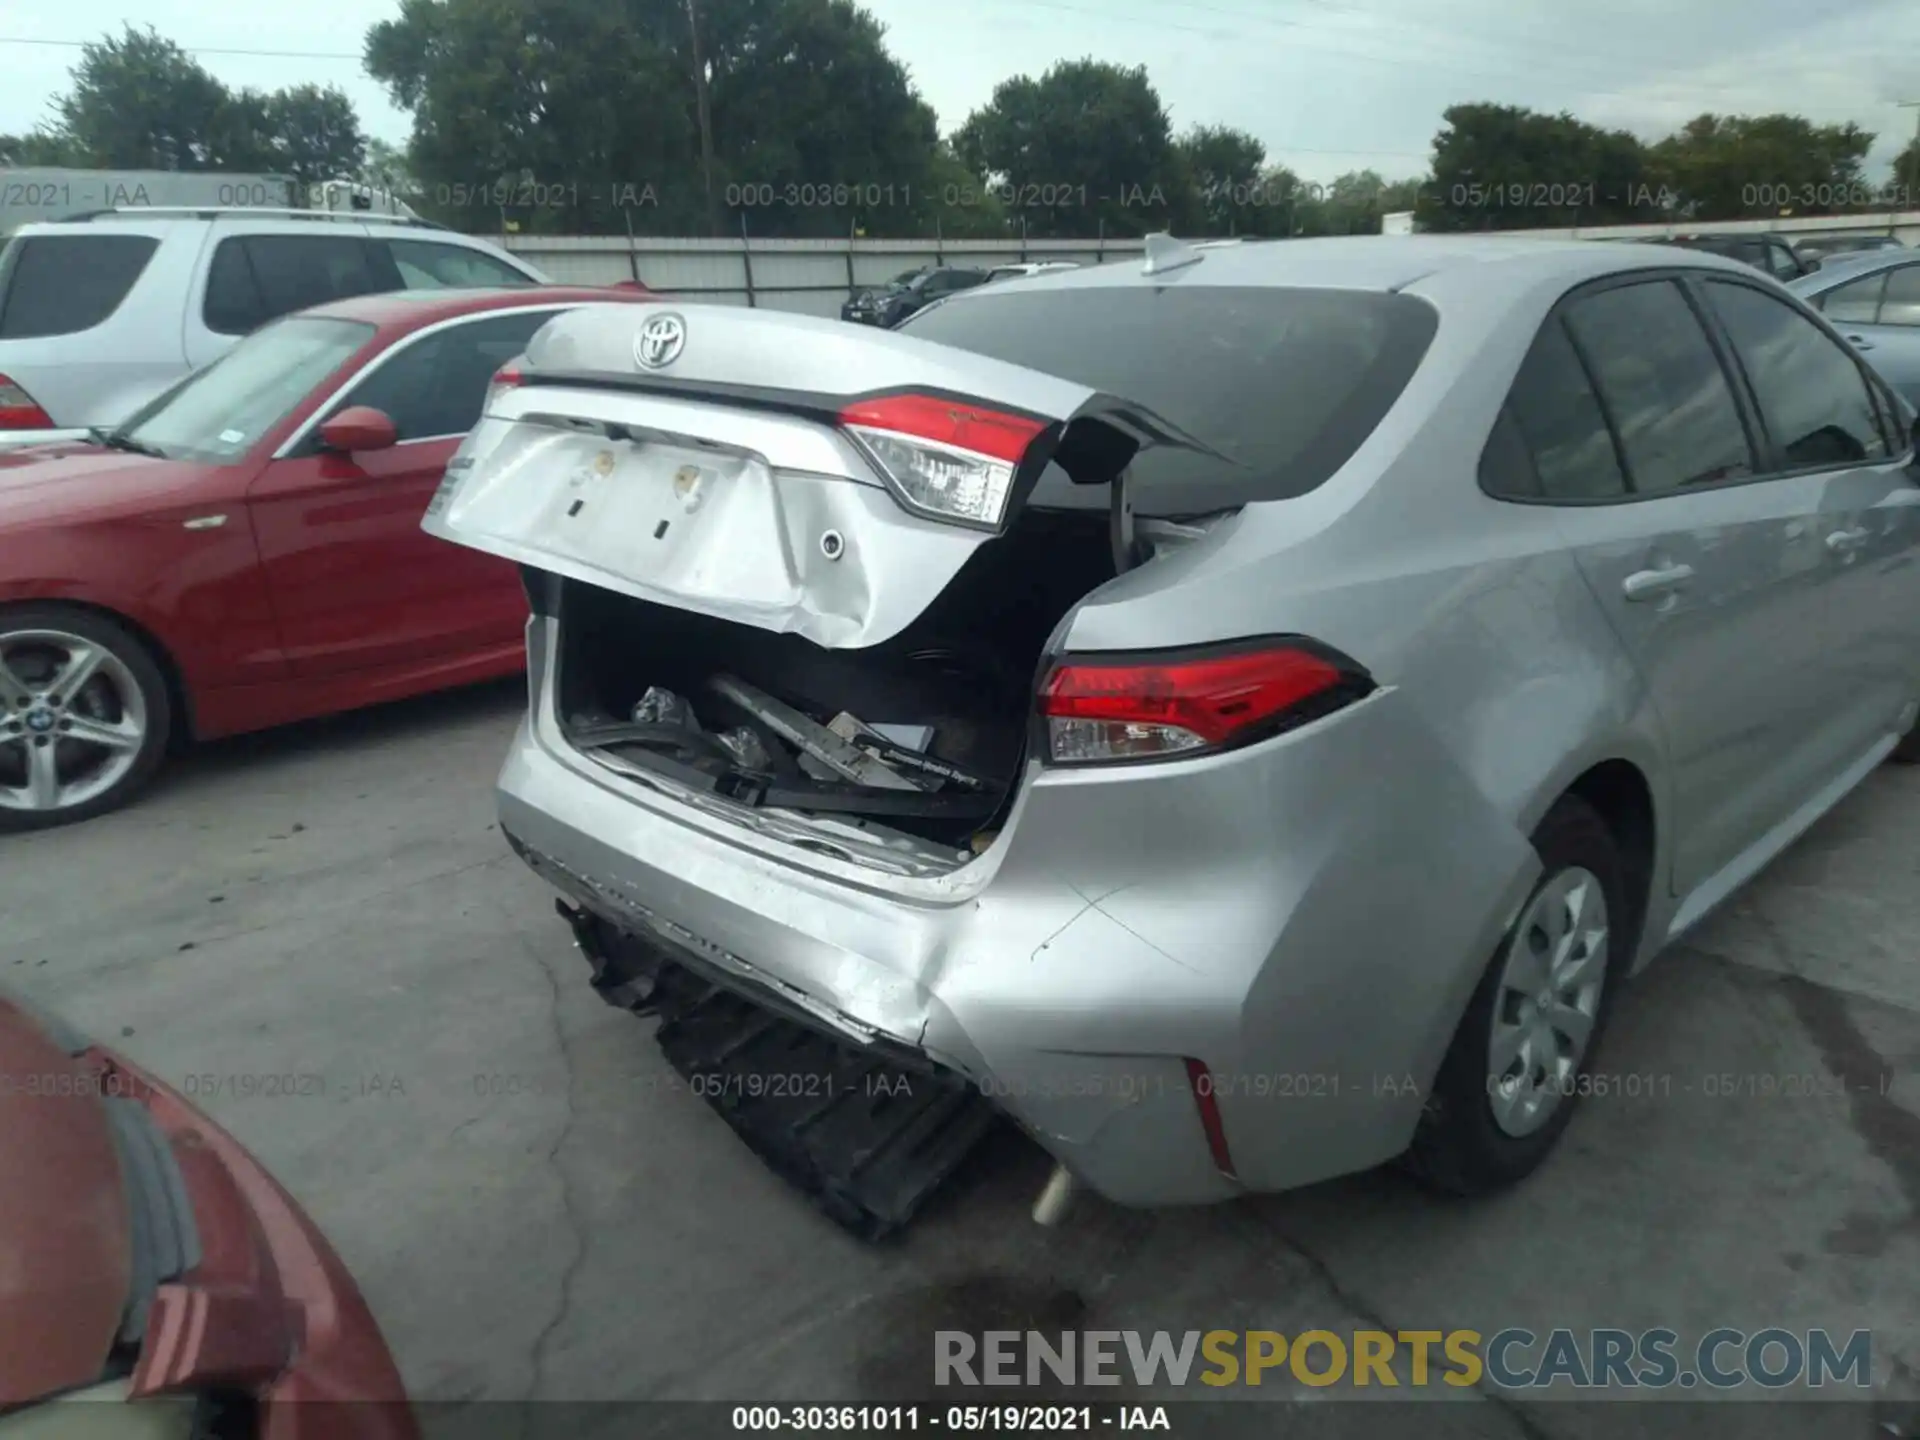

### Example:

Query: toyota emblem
xmin=634 ymin=312 xmax=687 ymax=370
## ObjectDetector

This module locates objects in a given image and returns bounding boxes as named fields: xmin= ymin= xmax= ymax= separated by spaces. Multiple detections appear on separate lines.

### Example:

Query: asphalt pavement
xmin=3 ymin=677 xmax=1917 ymax=1436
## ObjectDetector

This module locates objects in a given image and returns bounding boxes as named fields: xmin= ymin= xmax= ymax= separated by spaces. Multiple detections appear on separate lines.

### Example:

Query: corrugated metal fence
xmin=1492 ymin=211 xmax=1920 ymax=245
xmin=482 ymin=235 xmax=1146 ymax=315
xmin=484 ymin=214 xmax=1920 ymax=311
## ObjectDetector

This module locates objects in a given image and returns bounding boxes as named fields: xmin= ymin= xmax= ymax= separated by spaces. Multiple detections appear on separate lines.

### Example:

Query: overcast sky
xmin=1 ymin=0 xmax=1917 ymax=184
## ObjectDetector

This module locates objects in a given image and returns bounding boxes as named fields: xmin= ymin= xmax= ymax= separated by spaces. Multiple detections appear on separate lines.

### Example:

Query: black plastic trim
xmin=103 ymin=1097 xmax=202 ymax=1345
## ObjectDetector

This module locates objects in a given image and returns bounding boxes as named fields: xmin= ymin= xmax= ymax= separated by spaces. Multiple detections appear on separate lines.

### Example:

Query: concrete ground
xmin=3 ymin=679 xmax=1918 ymax=1436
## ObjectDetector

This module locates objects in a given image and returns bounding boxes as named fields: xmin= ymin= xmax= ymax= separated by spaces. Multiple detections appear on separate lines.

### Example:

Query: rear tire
xmin=0 ymin=605 xmax=172 ymax=832
xmin=1403 ymin=794 xmax=1628 ymax=1196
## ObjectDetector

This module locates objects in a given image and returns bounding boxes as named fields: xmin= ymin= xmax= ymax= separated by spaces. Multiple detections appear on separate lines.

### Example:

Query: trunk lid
xmin=421 ymin=302 xmax=1218 ymax=649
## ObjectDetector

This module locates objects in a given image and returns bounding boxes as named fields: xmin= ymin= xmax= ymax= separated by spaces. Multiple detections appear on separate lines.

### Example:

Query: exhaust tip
xmin=1032 ymin=1163 xmax=1077 ymax=1227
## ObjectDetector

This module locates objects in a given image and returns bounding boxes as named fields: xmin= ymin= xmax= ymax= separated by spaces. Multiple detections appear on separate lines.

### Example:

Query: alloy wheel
xmin=1486 ymin=865 xmax=1610 ymax=1138
xmin=0 ymin=628 xmax=149 ymax=816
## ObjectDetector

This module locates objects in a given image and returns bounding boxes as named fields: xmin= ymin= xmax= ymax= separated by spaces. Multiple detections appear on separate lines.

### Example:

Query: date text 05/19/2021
xmin=731 ymin=1407 xmax=1169 ymax=1432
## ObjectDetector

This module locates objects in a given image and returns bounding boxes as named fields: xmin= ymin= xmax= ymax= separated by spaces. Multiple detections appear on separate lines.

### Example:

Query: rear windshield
xmin=0 ymin=234 xmax=160 ymax=339
xmin=901 ymin=284 xmax=1438 ymax=515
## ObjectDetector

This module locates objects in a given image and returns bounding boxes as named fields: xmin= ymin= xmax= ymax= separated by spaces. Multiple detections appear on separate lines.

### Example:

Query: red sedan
xmin=1 ymin=984 xmax=416 ymax=1437
xmin=0 ymin=285 xmax=653 ymax=829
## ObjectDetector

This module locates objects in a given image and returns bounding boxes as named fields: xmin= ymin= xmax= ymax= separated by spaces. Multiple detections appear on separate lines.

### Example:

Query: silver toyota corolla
xmin=425 ymin=235 xmax=1920 ymax=1235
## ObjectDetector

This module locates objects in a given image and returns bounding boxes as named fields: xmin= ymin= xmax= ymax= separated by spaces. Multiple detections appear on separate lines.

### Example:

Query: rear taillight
xmin=1037 ymin=639 xmax=1372 ymax=764
xmin=839 ymin=392 xmax=1048 ymax=529
xmin=0 ymin=374 xmax=53 ymax=430
xmin=484 ymin=361 xmax=524 ymax=414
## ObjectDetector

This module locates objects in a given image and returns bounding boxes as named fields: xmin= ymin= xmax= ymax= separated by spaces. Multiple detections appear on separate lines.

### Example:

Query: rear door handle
xmin=1622 ymin=564 xmax=1695 ymax=601
xmin=1826 ymin=526 xmax=1871 ymax=554
xmin=1845 ymin=334 xmax=1876 ymax=352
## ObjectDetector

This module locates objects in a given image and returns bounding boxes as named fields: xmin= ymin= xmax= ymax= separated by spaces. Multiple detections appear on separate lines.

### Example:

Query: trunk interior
xmin=552 ymin=507 xmax=1117 ymax=854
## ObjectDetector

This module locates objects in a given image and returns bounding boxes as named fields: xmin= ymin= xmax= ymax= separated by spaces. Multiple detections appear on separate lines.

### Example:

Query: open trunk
xmin=551 ymin=506 xmax=1117 ymax=855
xmin=421 ymin=300 xmax=1242 ymax=860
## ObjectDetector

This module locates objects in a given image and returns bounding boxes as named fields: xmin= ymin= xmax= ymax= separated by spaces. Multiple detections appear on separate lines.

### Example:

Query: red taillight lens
xmin=1184 ymin=1059 xmax=1237 ymax=1178
xmin=483 ymin=361 xmax=524 ymax=414
xmin=1037 ymin=641 xmax=1367 ymax=764
xmin=839 ymin=392 xmax=1048 ymax=528
xmin=0 ymin=374 xmax=53 ymax=430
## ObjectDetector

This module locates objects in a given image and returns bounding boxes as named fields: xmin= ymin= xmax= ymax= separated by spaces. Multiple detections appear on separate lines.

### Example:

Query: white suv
xmin=0 ymin=208 xmax=549 ymax=445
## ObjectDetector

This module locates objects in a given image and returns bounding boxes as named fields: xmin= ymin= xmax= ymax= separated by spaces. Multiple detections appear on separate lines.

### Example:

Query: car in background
xmin=1789 ymin=247 xmax=1920 ymax=407
xmin=840 ymin=265 xmax=990 ymax=328
xmin=0 ymin=285 xmax=652 ymax=830
xmin=423 ymin=236 xmax=1920 ymax=1235
xmin=1643 ymin=232 xmax=1819 ymax=282
xmin=0 ymin=983 xmax=417 ymax=1437
xmin=985 ymin=261 xmax=1082 ymax=282
xmin=0 ymin=207 xmax=551 ymax=447
xmin=1794 ymin=234 xmax=1905 ymax=265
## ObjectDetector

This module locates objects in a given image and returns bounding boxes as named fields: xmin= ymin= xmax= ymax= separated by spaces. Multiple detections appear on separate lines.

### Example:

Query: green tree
xmin=1418 ymin=103 xmax=1651 ymax=232
xmin=698 ymin=0 xmax=953 ymax=237
xmin=10 ymin=25 xmax=369 ymax=186
xmin=262 ymin=86 xmax=368 ymax=186
xmin=954 ymin=59 xmax=1185 ymax=239
xmin=368 ymin=0 xmax=956 ymax=238
xmin=54 ymin=25 xmax=232 ymax=170
xmin=0 ymin=130 xmax=81 ymax=167
xmin=1898 ymin=134 xmax=1920 ymax=204
xmin=1309 ymin=169 xmax=1429 ymax=235
xmin=1176 ymin=124 xmax=1266 ymax=236
xmin=1651 ymin=113 xmax=1874 ymax=220
xmin=917 ymin=140 xmax=1009 ymax=239
xmin=1242 ymin=164 xmax=1322 ymax=237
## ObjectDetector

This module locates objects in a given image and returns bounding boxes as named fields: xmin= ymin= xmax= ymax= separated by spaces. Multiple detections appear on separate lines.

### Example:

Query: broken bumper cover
xmin=493 ymin=679 xmax=1538 ymax=1208
xmin=496 ymin=723 xmax=1233 ymax=1208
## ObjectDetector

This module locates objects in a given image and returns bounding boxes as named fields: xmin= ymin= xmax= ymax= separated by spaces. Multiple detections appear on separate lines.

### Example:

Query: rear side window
xmin=1819 ymin=271 xmax=1888 ymax=324
xmin=1563 ymin=280 xmax=1755 ymax=494
xmin=387 ymin=239 xmax=534 ymax=290
xmin=901 ymin=285 xmax=1439 ymax=515
xmin=1703 ymin=280 xmax=1888 ymax=469
xmin=1881 ymin=265 xmax=1920 ymax=327
xmin=203 ymin=235 xmax=400 ymax=336
xmin=316 ymin=308 xmax=556 ymax=446
xmin=1481 ymin=320 xmax=1627 ymax=501
xmin=0 ymin=234 xmax=159 ymax=338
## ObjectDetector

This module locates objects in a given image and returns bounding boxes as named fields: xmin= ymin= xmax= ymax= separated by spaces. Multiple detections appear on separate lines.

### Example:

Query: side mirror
xmin=319 ymin=405 xmax=398 ymax=454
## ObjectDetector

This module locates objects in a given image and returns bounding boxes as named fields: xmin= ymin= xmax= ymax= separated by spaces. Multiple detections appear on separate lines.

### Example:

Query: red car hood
xmin=0 ymin=995 xmax=132 ymax=1403
xmin=0 ymin=443 xmax=212 ymax=528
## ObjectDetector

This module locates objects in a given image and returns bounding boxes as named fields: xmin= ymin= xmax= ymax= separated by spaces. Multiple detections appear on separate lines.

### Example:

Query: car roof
xmin=982 ymin=234 xmax=1757 ymax=298
xmin=300 ymin=286 xmax=653 ymax=334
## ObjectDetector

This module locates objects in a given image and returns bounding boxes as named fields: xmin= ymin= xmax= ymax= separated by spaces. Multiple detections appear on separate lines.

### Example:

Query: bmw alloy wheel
xmin=0 ymin=628 xmax=150 ymax=817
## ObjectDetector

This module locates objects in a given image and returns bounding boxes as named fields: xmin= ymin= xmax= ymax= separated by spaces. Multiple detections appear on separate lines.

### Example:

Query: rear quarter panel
xmin=1050 ymin=259 xmax=1679 ymax=1139
xmin=0 ymin=224 xmax=199 ymax=429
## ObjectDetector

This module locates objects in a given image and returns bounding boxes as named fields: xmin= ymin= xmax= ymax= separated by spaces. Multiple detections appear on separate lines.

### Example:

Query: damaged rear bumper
xmin=496 ymin=721 xmax=1235 ymax=1209
xmin=493 ymin=644 xmax=1541 ymax=1209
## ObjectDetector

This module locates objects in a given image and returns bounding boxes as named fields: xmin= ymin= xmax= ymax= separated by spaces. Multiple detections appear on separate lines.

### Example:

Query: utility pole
xmin=686 ymin=0 xmax=721 ymax=238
